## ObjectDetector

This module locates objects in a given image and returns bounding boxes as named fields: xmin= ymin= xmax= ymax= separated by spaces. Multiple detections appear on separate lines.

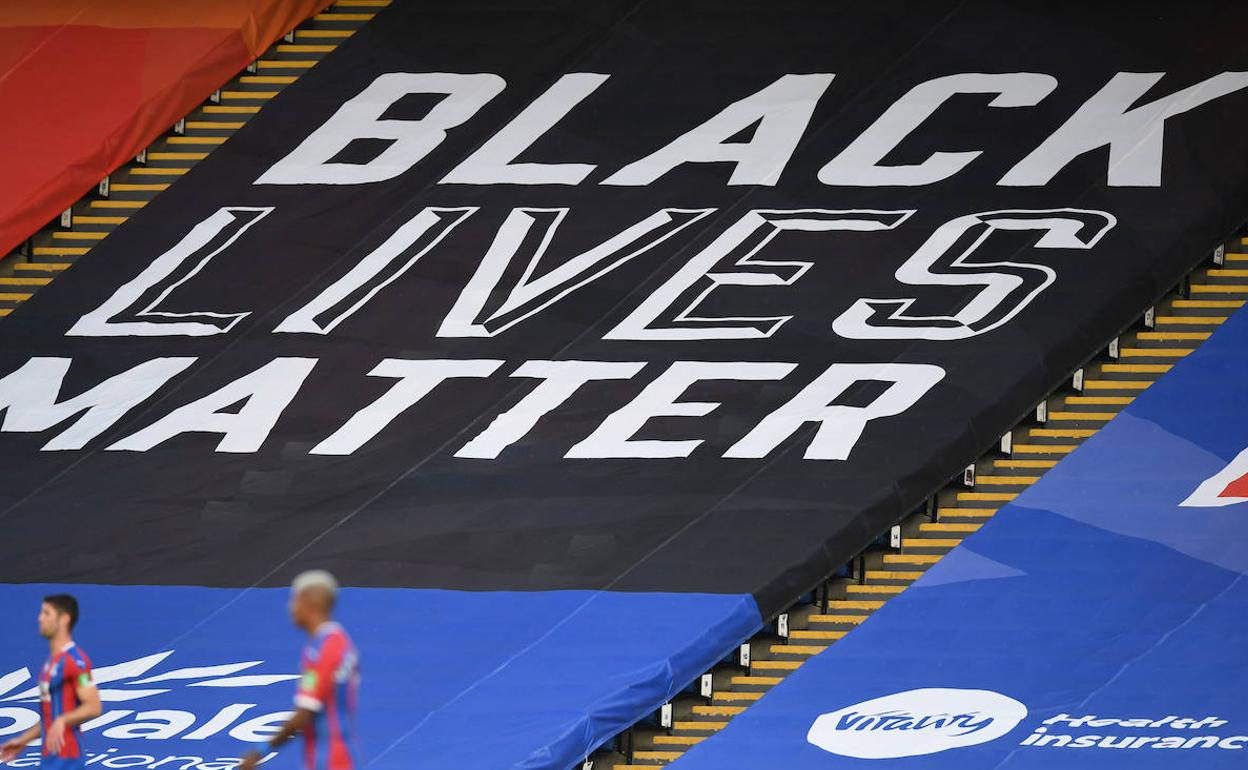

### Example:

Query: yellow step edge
xmin=902 ymin=538 xmax=962 ymax=548
xmin=750 ymin=660 xmax=802 ymax=671
xmin=257 ymin=60 xmax=316 ymax=69
xmin=314 ymin=12 xmax=375 ymax=20
xmin=731 ymin=676 xmax=783 ymax=686
xmin=1012 ymin=443 xmax=1075 ymax=454
xmin=1206 ymin=269 xmax=1248 ymax=277
xmin=0 ymin=293 xmax=33 ymax=301
xmin=1155 ymin=315 xmax=1225 ymax=325
xmin=75 ymin=216 xmax=127 ymax=225
xmin=204 ymin=106 xmax=261 ymax=114
xmin=1120 ymin=346 xmax=1192 ymax=355
xmin=183 ymin=119 xmax=244 ymax=129
xmin=335 ymin=0 xmax=392 ymax=6
xmin=995 ymin=459 xmax=1058 ymax=468
xmin=881 ymin=553 xmax=939 ymax=565
xmin=167 ymin=136 xmax=227 ymax=145
xmin=768 ymin=644 xmax=827 ymax=655
xmin=33 ymin=247 xmax=89 ymax=256
xmin=53 ymin=231 xmax=106 ymax=240
xmin=16 ymin=262 xmax=72 ymax=270
xmin=828 ymin=600 xmax=884 ymax=610
xmin=920 ymin=522 xmax=981 ymax=533
xmin=692 ymin=705 xmax=746 ymax=716
xmin=148 ymin=152 xmax=207 ymax=160
xmin=864 ymin=569 xmax=924 ymax=580
xmin=1031 ymin=428 xmax=1095 ymax=437
xmin=633 ymin=751 xmax=684 ymax=761
xmin=1083 ymin=380 xmax=1151 ymax=390
xmin=848 ymin=580 xmax=911 ymax=591
xmin=1190 ymin=284 xmax=1248 ymax=294
xmin=276 ymin=44 xmax=337 ymax=53
xmin=0 ymin=277 xmax=52 ymax=286
xmin=1046 ymin=411 xmax=1116 ymax=420
xmin=715 ymin=691 xmax=764 ymax=702
xmin=91 ymin=200 xmax=147 ymax=208
xmin=131 ymin=167 xmax=189 ymax=175
xmin=976 ymin=475 xmax=1039 ymax=484
xmin=1100 ymin=364 xmax=1170 ymax=373
xmin=957 ymin=491 xmax=1017 ymax=501
xmin=1135 ymin=332 xmax=1209 ymax=341
xmin=940 ymin=508 xmax=998 ymax=518
xmin=808 ymin=614 xmax=869 ymax=624
xmin=1172 ymin=299 xmax=1243 ymax=308
xmin=111 ymin=183 xmax=169 ymax=191
xmin=0 ymin=308 xmax=11 ymax=317
xmin=184 ymin=120 xmax=244 ymax=130
xmin=239 ymin=75 xmax=297 ymax=84
xmin=1066 ymin=396 xmax=1133 ymax=405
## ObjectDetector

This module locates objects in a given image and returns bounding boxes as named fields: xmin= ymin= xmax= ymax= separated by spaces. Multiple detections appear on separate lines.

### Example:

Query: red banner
xmin=0 ymin=0 xmax=332 ymax=258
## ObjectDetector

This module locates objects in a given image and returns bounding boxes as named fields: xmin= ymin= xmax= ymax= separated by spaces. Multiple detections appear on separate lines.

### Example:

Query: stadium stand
xmin=1 ymin=2 xmax=1247 ymax=770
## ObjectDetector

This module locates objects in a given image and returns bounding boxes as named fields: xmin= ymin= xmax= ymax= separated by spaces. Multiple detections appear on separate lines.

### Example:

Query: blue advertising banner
xmin=0 ymin=585 xmax=756 ymax=770
xmin=677 ymin=307 xmax=1248 ymax=768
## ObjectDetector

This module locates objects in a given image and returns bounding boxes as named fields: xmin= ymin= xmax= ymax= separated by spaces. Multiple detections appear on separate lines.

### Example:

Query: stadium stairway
xmin=0 ymin=1 xmax=388 ymax=309
xmin=597 ymin=234 xmax=1248 ymax=770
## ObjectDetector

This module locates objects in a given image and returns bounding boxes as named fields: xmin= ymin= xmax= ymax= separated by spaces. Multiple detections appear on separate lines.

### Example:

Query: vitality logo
xmin=807 ymin=688 xmax=1028 ymax=759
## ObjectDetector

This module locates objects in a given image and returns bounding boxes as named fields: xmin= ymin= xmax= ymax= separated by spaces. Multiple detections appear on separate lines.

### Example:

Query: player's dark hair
xmin=43 ymin=594 xmax=79 ymax=630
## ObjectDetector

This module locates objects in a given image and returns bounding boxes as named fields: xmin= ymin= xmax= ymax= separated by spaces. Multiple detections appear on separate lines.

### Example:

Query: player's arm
xmin=239 ymin=637 xmax=343 ymax=770
xmin=236 ymin=707 xmax=316 ymax=770
xmin=46 ymin=663 xmax=102 ymax=753
xmin=0 ymin=723 xmax=42 ymax=762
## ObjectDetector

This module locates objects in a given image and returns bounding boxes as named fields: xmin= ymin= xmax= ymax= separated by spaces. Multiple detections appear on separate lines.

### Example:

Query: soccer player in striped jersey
xmin=1 ymin=595 xmax=102 ymax=770
xmin=240 ymin=571 xmax=360 ymax=770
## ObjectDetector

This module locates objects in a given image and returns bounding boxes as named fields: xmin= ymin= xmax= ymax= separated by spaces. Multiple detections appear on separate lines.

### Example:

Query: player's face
xmin=289 ymin=593 xmax=307 ymax=628
xmin=37 ymin=603 xmax=63 ymax=639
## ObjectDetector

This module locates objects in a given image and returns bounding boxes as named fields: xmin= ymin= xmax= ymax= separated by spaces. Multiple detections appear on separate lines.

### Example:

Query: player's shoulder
xmin=65 ymin=644 xmax=91 ymax=670
xmin=321 ymin=621 xmax=351 ymax=643
xmin=318 ymin=623 xmax=356 ymax=653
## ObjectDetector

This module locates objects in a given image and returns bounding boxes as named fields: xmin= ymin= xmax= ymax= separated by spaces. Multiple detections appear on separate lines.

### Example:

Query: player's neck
xmin=47 ymin=632 xmax=72 ymax=656
xmin=303 ymin=614 xmax=332 ymax=635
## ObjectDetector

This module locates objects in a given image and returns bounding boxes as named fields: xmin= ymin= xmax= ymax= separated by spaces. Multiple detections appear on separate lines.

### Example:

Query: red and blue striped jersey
xmin=295 ymin=623 xmax=359 ymax=770
xmin=38 ymin=642 xmax=93 ymax=760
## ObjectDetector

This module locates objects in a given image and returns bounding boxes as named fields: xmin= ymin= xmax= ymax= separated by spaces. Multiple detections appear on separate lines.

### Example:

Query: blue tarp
xmin=678 ymin=307 xmax=1248 ymax=768
xmin=0 ymin=586 xmax=758 ymax=770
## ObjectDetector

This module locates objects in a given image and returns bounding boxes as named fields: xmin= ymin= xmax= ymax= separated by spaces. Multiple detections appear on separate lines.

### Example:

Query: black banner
xmin=2 ymin=0 xmax=1247 ymax=616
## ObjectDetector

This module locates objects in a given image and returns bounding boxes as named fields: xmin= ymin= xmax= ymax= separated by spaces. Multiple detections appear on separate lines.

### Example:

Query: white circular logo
xmin=807 ymin=688 xmax=1027 ymax=759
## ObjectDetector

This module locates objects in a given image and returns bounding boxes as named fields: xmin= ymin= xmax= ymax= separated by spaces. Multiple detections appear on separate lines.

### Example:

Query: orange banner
xmin=0 ymin=0 xmax=332 ymax=258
